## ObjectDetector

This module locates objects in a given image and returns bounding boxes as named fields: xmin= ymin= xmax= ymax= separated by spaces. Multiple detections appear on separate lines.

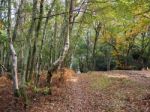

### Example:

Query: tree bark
xmin=35 ymin=0 xmax=56 ymax=86
xmin=7 ymin=0 xmax=24 ymax=97
xmin=92 ymin=22 xmax=101 ymax=70
xmin=25 ymin=0 xmax=37 ymax=82
xmin=47 ymin=0 xmax=74 ymax=85
xmin=9 ymin=43 xmax=20 ymax=96
xmin=29 ymin=0 xmax=43 ymax=80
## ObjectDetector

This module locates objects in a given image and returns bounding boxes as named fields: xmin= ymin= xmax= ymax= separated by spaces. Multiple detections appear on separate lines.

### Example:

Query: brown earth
xmin=0 ymin=70 xmax=150 ymax=112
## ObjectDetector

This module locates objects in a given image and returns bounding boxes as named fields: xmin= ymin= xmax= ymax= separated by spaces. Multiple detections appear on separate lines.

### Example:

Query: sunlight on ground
xmin=105 ymin=74 xmax=129 ymax=79
xmin=66 ymin=77 xmax=78 ymax=83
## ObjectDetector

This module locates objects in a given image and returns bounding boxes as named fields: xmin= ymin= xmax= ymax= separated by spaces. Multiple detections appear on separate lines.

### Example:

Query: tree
xmin=8 ymin=0 xmax=24 ymax=97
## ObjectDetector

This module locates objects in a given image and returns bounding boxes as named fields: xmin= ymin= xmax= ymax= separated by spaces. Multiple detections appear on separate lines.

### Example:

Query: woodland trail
xmin=1 ymin=71 xmax=150 ymax=112
xmin=65 ymin=75 xmax=93 ymax=112
xmin=29 ymin=74 xmax=95 ymax=112
xmin=66 ymin=76 xmax=85 ymax=112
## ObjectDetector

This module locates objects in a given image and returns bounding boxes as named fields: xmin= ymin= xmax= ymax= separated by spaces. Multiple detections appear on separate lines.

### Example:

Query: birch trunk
xmin=47 ymin=0 xmax=73 ymax=85
xmin=7 ymin=0 xmax=19 ymax=96
xmin=9 ymin=43 xmax=20 ymax=96
xmin=7 ymin=0 xmax=23 ymax=96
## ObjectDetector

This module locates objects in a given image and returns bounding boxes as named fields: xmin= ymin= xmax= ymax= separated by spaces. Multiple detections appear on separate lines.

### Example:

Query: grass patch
xmin=88 ymin=72 xmax=150 ymax=111
xmin=90 ymin=74 xmax=142 ymax=91
xmin=91 ymin=75 xmax=112 ymax=90
xmin=33 ymin=86 xmax=51 ymax=95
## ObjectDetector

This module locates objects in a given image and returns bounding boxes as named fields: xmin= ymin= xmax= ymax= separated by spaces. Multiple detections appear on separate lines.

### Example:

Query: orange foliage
xmin=0 ymin=76 xmax=12 ymax=87
xmin=51 ymin=68 xmax=76 ymax=87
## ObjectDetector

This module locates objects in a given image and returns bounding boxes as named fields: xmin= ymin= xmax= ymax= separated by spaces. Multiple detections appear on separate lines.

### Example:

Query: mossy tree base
xmin=14 ymin=89 xmax=20 ymax=97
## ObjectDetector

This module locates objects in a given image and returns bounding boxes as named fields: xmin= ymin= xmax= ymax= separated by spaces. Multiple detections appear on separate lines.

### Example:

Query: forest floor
xmin=0 ymin=70 xmax=150 ymax=112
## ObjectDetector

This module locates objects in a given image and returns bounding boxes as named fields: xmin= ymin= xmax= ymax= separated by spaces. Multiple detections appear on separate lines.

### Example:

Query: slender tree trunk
xmin=32 ymin=0 xmax=44 ymax=86
xmin=30 ymin=0 xmax=44 ymax=83
xmin=86 ymin=31 xmax=90 ymax=70
xmin=92 ymin=22 xmax=101 ymax=70
xmin=7 ymin=0 xmax=24 ymax=97
xmin=53 ymin=16 xmax=58 ymax=62
xmin=9 ymin=43 xmax=20 ymax=96
xmin=25 ymin=0 xmax=37 ymax=82
xmin=107 ymin=56 xmax=111 ymax=71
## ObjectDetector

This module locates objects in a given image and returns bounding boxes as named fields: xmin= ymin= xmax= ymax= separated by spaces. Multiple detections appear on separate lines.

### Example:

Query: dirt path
xmin=65 ymin=76 xmax=92 ymax=112
xmin=28 ymin=75 xmax=94 ymax=112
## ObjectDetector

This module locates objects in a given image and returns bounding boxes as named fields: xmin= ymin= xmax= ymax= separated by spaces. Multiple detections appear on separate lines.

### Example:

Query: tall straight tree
xmin=25 ymin=0 xmax=38 ymax=82
xmin=34 ymin=0 xmax=44 ymax=86
xmin=8 ymin=0 xmax=24 ymax=97
xmin=92 ymin=22 xmax=101 ymax=70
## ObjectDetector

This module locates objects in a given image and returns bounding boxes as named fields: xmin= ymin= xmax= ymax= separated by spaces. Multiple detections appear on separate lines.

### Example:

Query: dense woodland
xmin=0 ymin=0 xmax=150 ymax=109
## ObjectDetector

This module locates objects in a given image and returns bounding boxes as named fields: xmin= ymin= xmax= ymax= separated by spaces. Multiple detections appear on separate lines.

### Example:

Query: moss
xmin=33 ymin=86 xmax=51 ymax=95
xmin=43 ymin=87 xmax=51 ymax=95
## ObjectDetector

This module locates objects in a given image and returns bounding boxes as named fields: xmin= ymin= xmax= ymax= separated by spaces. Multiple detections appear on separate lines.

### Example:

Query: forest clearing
xmin=1 ymin=0 xmax=150 ymax=112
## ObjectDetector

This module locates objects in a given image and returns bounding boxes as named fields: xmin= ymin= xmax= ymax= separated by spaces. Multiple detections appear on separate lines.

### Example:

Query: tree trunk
xmin=25 ymin=0 xmax=37 ymax=82
xmin=7 ymin=0 xmax=16 ymax=96
xmin=9 ymin=43 xmax=20 ymax=96
xmin=7 ymin=0 xmax=24 ymax=97
xmin=29 ymin=0 xmax=43 ymax=80
xmin=47 ymin=0 xmax=74 ymax=85
xmin=92 ymin=22 xmax=101 ymax=70
xmin=35 ymin=0 xmax=56 ymax=86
